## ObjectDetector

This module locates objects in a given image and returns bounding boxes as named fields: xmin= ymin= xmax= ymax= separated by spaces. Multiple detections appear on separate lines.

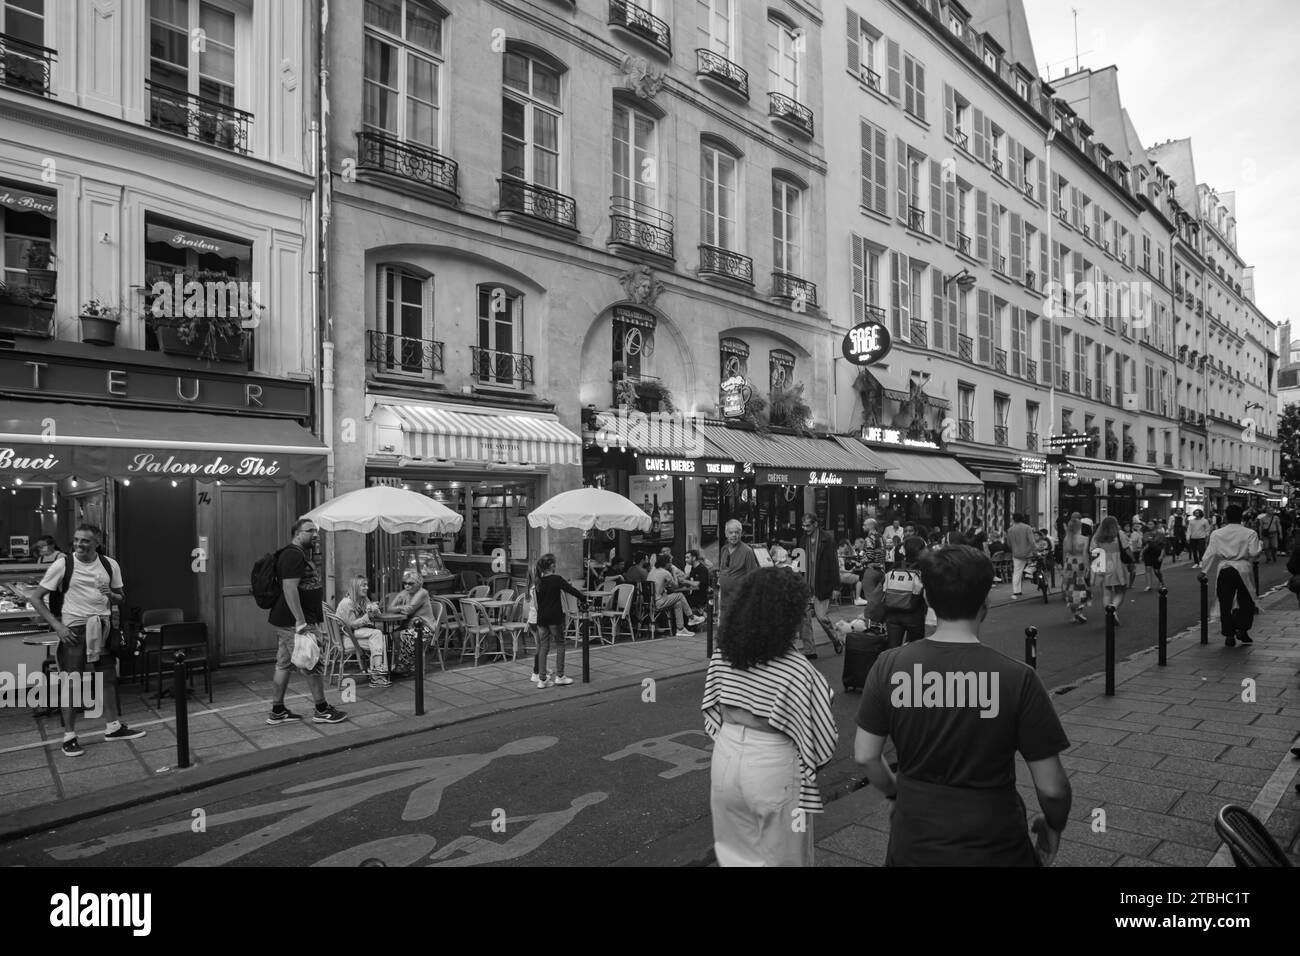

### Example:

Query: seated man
xmin=602 ymin=558 xmax=627 ymax=589
xmin=854 ymin=545 xmax=1073 ymax=866
xmin=622 ymin=552 xmax=650 ymax=586
xmin=837 ymin=550 xmax=867 ymax=605
xmin=647 ymin=553 xmax=703 ymax=636
xmin=658 ymin=547 xmax=691 ymax=588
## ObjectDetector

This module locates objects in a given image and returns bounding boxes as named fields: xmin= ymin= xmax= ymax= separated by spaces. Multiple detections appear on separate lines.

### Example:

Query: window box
xmin=154 ymin=323 xmax=245 ymax=362
xmin=78 ymin=299 xmax=122 ymax=347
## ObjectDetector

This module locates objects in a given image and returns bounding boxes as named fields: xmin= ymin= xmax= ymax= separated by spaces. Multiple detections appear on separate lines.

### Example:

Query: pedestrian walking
xmin=531 ymin=553 xmax=586 ymax=687
xmin=335 ymin=575 xmax=391 ymax=687
xmin=1257 ymin=507 xmax=1281 ymax=564
xmin=717 ymin=519 xmax=759 ymax=626
xmin=27 ymin=524 xmax=147 ymax=756
xmin=1006 ymin=513 xmax=1037 ymax=599
xmin=881 ymin=536 xmax=927 ymax=648
xmin=798 ymin=514 xmax=842 ymax=659
xmin=1090 ymin=516 xmax=1129 ymax=624
xmin=1187 ymin=509 xmax=1210 ymax=567
xmin=265 ymin=519 xmax=347 ymax=725
xmin=1061 ymin=516 xmax=1091 ymax=624
xmin=1141 ymin=520 xmax=1167 ymax=591
xmin=702 ymin=567 xmax=837 ymax=867
xmin=1171 ymin=513 xmax=1187 ymax=563
xmin=1200 ymin=505 xmax=1262 ymax=646
xmin=853 ymin=545 xmax=1073 ymax=866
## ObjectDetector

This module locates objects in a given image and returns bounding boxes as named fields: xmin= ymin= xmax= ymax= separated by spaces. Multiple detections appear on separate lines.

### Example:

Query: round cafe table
xmin=23 ymin=633 xmax=61 ymax=718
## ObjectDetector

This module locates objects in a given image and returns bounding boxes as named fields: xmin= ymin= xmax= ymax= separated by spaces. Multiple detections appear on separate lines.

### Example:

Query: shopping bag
xmin=291 ymin=631 xmax=320 ymax=670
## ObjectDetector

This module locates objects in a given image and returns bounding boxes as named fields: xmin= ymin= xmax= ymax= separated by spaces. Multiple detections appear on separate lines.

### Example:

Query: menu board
xmin=701 ymin=483 xmax=720 ymax=550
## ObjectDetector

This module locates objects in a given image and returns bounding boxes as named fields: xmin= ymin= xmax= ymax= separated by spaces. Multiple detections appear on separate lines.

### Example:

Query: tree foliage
xmin=1279 ymin=402 xmax=1300 ymax=485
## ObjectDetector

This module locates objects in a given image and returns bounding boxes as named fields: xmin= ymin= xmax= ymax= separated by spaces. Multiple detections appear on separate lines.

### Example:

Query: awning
xmin=976 ymin=471 xmax=1020 ymax=485
xmin=862 ymin=366 xmax=911 ymax=403
xmin=865 ymin=447 xmax=984 ymax=494
xmin=0 ymin=401 xmax=326 ymax=483
xmin=1157 ymin=468 xmax=1220 ymax=483
xmin=382 ymin=402 xmax=581 ymax=466
xmin=0 ymin=184 xmax=56 ymax=219
xmin=1230 ymin=486 xmax=1266 ymax=497
xmin=1065 ymin=458 xmax=1162 ymax=485
xmin=702 ymin=425 xmax=884 ymax=486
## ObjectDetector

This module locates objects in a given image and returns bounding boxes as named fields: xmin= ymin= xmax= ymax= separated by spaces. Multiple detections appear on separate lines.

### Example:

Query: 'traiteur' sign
xmin=841 ymin=319 xmax=892 ymax=366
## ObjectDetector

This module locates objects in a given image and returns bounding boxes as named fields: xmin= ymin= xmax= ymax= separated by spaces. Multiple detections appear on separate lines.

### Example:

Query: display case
xmin=0 ymin=562 xmax=56 ymax=675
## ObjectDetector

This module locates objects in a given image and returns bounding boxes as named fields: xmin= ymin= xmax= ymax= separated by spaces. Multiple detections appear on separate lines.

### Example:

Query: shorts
xmin=56 ymin=623 xmax=115 ymax=675
xmin=275 ymin=625 xmax=325 ymax=675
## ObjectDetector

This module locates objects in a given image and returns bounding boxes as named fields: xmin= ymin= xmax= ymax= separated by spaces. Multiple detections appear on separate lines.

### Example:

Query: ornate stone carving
xmin=93 ymin=0 xmax=117 ymax=17
xmin=619 ymin=54 xmax=664 ymax=100
xmin=280 ymin=59 xmax=299 ymax=92
xmin=618 ymin=264 xmax=665 ymax=308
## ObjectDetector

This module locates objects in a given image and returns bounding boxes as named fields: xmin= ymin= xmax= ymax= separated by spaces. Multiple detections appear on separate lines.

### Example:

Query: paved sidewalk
xmin=814 ymin=584 xmax=1300 ymax=867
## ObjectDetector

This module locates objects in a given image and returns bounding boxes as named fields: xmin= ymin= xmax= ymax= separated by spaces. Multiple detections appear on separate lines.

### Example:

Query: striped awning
xmin=702 ymin=424 xmax=885 ymax=473
xmin=1157 ymin=468 xmax=1220 ymax=483
xmin=382 ymin=403 xmax=581 ymax=466
xmin=1066 ymin=459 xmax=1162 ymax=485
xmin=865 ymin=448 xmax=984 ymax=493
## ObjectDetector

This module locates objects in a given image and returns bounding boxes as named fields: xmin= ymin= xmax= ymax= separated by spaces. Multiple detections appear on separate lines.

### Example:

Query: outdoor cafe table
xmin=467 ymin=598 xmax=513 ymax=625
xmin=22 ymin=632 xmax=60 ymax=717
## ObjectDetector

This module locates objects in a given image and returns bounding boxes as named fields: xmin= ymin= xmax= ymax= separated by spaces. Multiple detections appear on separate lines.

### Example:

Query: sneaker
xmin=104 ymin=724 xmax=146 ymax=742
xmin=368 ymin=676 xmax=392 ymax=688
xmin=687 ymin=616 xmax=706 ymax=627
xmin=1011 ymin=593 xmax=1022 ymax=600
xmin=1238 ymin=632 xmax=1253 ymax=645
xmin=266 ymin=706 xmax=303 ymax=725
xmin=673 ymin=628 xmax=695 ymax=637
xmin=312 ymin=705 xmax=348 ymax=724
xmin=537 ymin=677 xmax=553 ymax=689
xmin=1144 ymin=585 xmax=1152 ymax=592
xmin=552 ymin=675 xmax=574 ymax=686
xmin=61 ymin=737 xmax=84 ymax=757
xmin=1073 ymin=612 xmax=1088 ymax=624
xmin=853 ymin=598 xmax=869 ymax=606
xmin=530 ymin=673 xmax=540 ymax=684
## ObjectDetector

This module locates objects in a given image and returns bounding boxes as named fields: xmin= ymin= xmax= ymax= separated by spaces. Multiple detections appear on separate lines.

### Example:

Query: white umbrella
xmin=304 ymin=485 xmax=464 ymax=535
xmin=527 ymin=487 xmax=651 ymax=533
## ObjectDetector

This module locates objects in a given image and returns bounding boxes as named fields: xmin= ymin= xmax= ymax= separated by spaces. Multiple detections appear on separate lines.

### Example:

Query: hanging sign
xmin=719 ymin=375 xmax=751 ymax=419
xmin=841 ymin=319 xmax=892 ymax=365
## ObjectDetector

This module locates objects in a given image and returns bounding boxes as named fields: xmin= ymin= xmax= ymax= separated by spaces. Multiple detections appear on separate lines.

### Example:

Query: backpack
xmin=883 ymin=569 xmax=922 ymax=611
xmin=251 ymin=546 xmax=292 ymax=610
xmin=48 ymin=554 xmax=115 ymax=617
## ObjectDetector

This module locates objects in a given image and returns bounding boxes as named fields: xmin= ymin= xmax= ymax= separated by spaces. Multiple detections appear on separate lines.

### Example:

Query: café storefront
xmin=1058 ymin=457 xmax=1162 ymax=524
xmin=843 ymin=429 xmax=984 ymax=532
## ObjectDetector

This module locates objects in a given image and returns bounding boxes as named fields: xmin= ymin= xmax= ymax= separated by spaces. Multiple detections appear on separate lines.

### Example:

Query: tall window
xmin=613 ymin=101 xmax=657 ymax=209
xmin=1 ymin=0 xmax=44 ymax=46
xmin=767 ymin=16 xmax=800 ymax=100
xmin=1 ymin=182 xmax=56 ymax=292
xmin=770 ymin=349 xmax=794 ymax=392
xmin=148 ymin=0 xmax=241 ymax=147
xmin=903 ymin=53 xmax=925 ymax=120
xmin=502 ymin=51 xmax=561 ymax=189
xmin=771 ymin=177 xmax=802 ymax=276
xmin=613 ymin=309 xmax=654 ymax=379
xmin=363 ymin=0 xmax=443 ymax=149
xmin=720 ymin=337 xmax=748 ymax=381
xmin=697 ymin=0 xmax=733 ymax=58
xmin=476 ymin=284 xmax=521 ymax=386
xmin=700 ymin=143 xmax=739 ymax=250
xmin=375 ymin=265 xmax=432 ymax=376
xmin=959 ymin=385 xmax=975 ymax=432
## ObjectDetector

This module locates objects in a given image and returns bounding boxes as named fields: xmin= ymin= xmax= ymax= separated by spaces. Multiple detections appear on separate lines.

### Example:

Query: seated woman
xmin=387 ymin=570 xmax=440 ymax=674
xmin=335 ymin=575 xmax=390 ymax=688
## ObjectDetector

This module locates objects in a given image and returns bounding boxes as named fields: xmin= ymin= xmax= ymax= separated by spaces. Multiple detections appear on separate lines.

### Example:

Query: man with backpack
xmin=27 ymin=524 xmax=146 ymax=757
xmin=881 ymin=536 xmax=928 ymax=648
xmin=257 ymin=519 xmax=347 ymax=725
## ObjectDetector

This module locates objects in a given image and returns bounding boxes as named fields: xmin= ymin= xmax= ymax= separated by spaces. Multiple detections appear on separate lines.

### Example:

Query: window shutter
xmin=1039 ymin=231 xmax=1048 ymax=286
xmin=1041 ymin=317 xmax=1053 ymax=383
xmin=944 ymin=175 xmax=957 ymax=246
xmin=1071 ymin=186 xmax=1081 ymax=227
xmin=975 ymin=188 xmax=988 ymax=262
xmin=981 ymin=114 xmax=992 ymax=165
xmin=846 ymin=9 xmax=860 ymax=75
xmin=1009 ymin=212 xmax=1022 ymax=279
xmin=991 ymin=204 xmax=1001 ymax=268
xmin=904 ymin=56 xmax=915 ymax=113
xmin=1010 ymin=306 xmax=1023 ymax=376
xmin=1051 ymin=173 xmax=1061 ymax=215
xmin=1051 ymin=241 xmax=1061 ymax=283
xmin=932 ymin=270 xmax=945 ymax=352
xmin=972 ymin=106 xmax=985 ymax=160
xmin=898 ymin=254 xmax=910 ymax=334
xmin=1092 ymin=202 xmax=1102 ymax=243
xmin=860 ymin=121 xmax=872 ymax=208
xmin=946 ymin=278 xmax=959 ymax=350
xmin=929 ymin=158 xmax=942 ymax=239
xmin=896 ymin=136 xmax=908 ymax=222
xmin=1072 ymin=251 xmax=1083 ymax=295
xmin=873 ymin=126 xmax=888 ymax=213
xmin=886 ymin=39 xmax=901 ymax=99
xmin=1009 ymin=139 xmax=1021 ymax=189
xmin=890 ymin=251 xmax=902 ymax=335
xmin=943 ymin=83 xmax=955 ymax=139
xmin=1037 ymin=157 xmax=1046 ymax=204
xmin=915 ymin=62 xmax=926 ymax=121
xmin=978 ymin=288 xmax=992 ymax=363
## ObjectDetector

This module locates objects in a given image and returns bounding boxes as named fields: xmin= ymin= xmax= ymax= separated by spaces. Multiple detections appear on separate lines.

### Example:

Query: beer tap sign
xmin=841 ymin=318 xmax=893 ymax=365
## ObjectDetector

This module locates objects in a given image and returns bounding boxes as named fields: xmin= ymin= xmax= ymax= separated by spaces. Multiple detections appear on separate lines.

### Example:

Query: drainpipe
xmin=313 ymin=0 xmax=336 ymax=582
xmin=1044 ymin=126 xmax=1057 ymax=531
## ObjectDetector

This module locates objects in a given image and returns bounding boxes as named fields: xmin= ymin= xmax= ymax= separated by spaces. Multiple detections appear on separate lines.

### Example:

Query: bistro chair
xmin=140 ymin=608 xmax=184 ymax=691
xmin=560 ymin=590 xmax=585 ymax=646
xmin=458 ymin=570 xmax=483 ymax=592
xmin=154 ymin=621 xmax=211 ymax=705
xmin=468 ymin=584 xmax=491 ymax=599
xmin=414 ymin=601 xmax=447 ymax=673
xmin=492 ymin=588 xmax=516 ymax=603
xmin=434 ymin=596 xmax=466 ymax=657
xmin=460 ymin=600 xmax=507 ymax=666
xmin=486 ymin=573 xmax=512 ymax=595
xmin=322 ymin=610 xmax=366 ymax=688
xmin=635 ymin=581 xmax=673 ymax=640
xmin=596 ymin=583 xmax=636 ymax=644
xmin=1214 ymin=805 xmax=1293 ymax=867
xmin=496 ymin=596 xmax=533 ymax=661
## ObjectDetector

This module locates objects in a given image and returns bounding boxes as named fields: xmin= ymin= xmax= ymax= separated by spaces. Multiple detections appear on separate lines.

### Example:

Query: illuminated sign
xmin=755 ymin=469 xmax=875 ymax=487
xmin=807 ymin=471 xmax=843 ymax=486
xmin=1019 ymin=455 xmax=1048 ymax=476
xmin=642 ymin=457 xmax=697 ymax=474
xmin=720 ymin=376 xmax=750 ymax=419
xmin=1043 ymin=432 xmax=1097 ymax=449
xmin=860 ymin=425 xmax=940 ymax=450
xmin=1114 ymin=472 xmax=1135 ymax=482
xmin=635 ymin=457 xmax=741 ymax=477
xmin=705 ymin=462 xmax=737 ymax=475
xmin=841 ymin=320 xmax=892 ymax=366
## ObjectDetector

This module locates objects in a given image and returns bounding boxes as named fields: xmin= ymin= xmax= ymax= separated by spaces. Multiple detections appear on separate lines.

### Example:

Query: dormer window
xmin=947 ymin=13 xmax=964 ymax=38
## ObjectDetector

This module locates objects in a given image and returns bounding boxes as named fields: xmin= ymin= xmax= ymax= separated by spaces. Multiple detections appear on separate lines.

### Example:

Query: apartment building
xmin=325 ymin=0 xmax=844 ymax=584
xmin=0 ymin=0 xmax=323 ymax=665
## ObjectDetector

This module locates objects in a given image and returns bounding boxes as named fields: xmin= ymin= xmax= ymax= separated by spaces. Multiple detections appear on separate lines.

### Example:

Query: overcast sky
xmin=1023 ymin=0 xmax=1299 ymax=341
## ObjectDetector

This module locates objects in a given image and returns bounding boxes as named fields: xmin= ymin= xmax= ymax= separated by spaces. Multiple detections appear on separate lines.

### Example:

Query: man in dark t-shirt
xmin=266 ymin=518 xmax=347 ymax=725
xmin=854 ymin=545 xmax=1072 ymax=866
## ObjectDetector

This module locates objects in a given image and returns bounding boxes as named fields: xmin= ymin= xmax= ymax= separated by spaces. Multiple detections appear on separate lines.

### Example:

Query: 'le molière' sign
xmin=841 ymin=319 xmax=892 ymax=365
xmin=0 ymin=352 xmax=311 ymax=418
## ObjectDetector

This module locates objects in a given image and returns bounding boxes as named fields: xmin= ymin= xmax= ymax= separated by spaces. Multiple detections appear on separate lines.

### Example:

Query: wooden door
xmin=213 ymin=484 xmax=291 ymax=662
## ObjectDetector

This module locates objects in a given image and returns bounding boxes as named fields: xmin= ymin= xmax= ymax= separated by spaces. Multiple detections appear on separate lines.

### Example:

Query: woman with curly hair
xmin=701 ymin=567 xmax=838 ymax=866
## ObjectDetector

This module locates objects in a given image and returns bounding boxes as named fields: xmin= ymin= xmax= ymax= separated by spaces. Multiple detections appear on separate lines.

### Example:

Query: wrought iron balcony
xmin=994 ymin=424 xmax=1009 ymax=447
xmin=607 ymin=0 xmax=671 ymax=56
xmin=996 ymin=254 xmax=1007 ymax=274
xmin=1163 ymin=453 xmax=1174 ymax=466
xmin=861 ymin=67 xmax=881 ymax=92
xmin=958 ymin=334 xmax=973 ymax=363
xmin=699 ymin=244 xmax=753 ymax=284
xmin=908 ymin=205 xmax=926 ymax=232
xmin=367 ymin=329 xmax=444 ymax=379
xmin=955 ymin=129 xmax=969 ymax=151
xmin=771 ymin=272 xmax=818 ymax=308
xmin=994 ymin=348 xmax=1007 ymax=373
xmin=146 ymin=79 xmax=252 ymax=155
xmin=1023 ymin=180 xmax=1034 ymax=199
xmin=356 ymin=129 xmax=458 ymax=197
xmin=991 ymin=157 xmax=1003 ymax=177
xmin=1083 ymin=377 xmax=1094 ymax=397
xmin=470 ymin=346 xmax=535 ymax=389
xmin=1026 ymin=358 xmax=1038 ymax=382
xmin=608 ymin=196 xmax=674 ymax=259
xmin=1026 ymin=431 xmax=1039 ymax=451
xmin=910 ymin=318 xmax=928 ymax=348
xmin=768 ymin=92 xmax=814 ymax=137
xmin=958 ymin=419 xmax=974 ymax=441
xmin=695 ymin=49 xmax=748 ymax=99
xmin=0 ymin=32 xmax=56 ymax=96
xmin=865 ymin=303 xmax=886 ymax=322
xmin=957 ymin=232 xmax=971 ymax=256
xmin=1146 ymin=450 xmax=1158 ymax=465
xmin=498 ymin=178 xmax=578 ymax=231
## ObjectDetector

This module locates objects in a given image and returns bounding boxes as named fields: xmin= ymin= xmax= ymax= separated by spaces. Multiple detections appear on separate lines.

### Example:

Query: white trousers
xmin=710 ymin=722 xmax=813 ymax=867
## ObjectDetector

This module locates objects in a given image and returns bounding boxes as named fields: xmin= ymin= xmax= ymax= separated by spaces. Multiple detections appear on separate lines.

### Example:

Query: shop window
xmin=0 ymin=181 xmax=57 ymax=298
xmin=363 ymin=0 xmax=445 ymax=150
xmin=502 ymin=49 xmax=562 ymax=189
xmin=373 ymin=264 xmax=434 ymax=377
xmin=769 ymin=348 xmax=795 ymax=392
xmin=475 ymin=283 xmax=528 ymax=388
xmin=612 ymin=306 xmax=655 ymax=381
xmin=143 ymin=214 xmax=253 ymax=353
xmin=719 ymin=336 xmax=748 ymax=382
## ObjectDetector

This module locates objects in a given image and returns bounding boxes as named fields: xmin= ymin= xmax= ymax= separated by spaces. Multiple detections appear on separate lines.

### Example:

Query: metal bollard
xmin=1024 ymin=626 xmax=1038 ymax=669
xmin=581 ymin=608 xmax=591 ymax=684
xmin=706 ymin=588 xmax=715 ymax=659
xmin=1199 ymin=573 xmax=1209 ymax=645
xmin=414 ymin=623 xmax=425 ymax=717
xmin=1104 ymin=605 xmax=1116 ymax=696
xmin=173 ymin=650 xmax=190 ymax=769
xmin=1158 ymin=587 xmax=1168 ymax=666
xmin=1252 ymin=560 xmax=1260 ymax=598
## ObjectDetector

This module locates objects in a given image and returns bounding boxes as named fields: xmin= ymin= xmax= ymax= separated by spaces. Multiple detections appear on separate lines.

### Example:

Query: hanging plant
xmin=768 ymin=382 xmax=813 ymax=435
xmin=144 ymin=268 xmax=251 ymax=361
xmin=739 ymin=392 xmax=769 ymax=433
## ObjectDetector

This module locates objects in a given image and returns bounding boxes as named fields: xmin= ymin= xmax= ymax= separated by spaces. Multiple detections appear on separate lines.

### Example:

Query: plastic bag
xmin=291 ymin=631 xmax=320 ymax=670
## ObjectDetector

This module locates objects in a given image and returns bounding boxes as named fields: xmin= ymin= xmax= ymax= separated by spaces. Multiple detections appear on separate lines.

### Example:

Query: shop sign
xmin=841 ymin=319 xmax=892 ymax=365
xmin=1114 ymin=472 xmax=1135 ymax=482
xmin=641 ymin=456 xmax=698 ymax=475
xmin=1019 ymin=455 xmax=1047 ymax=476
xmin=808 ymin=471 xmax=843 ymax=486
xmin=704 ymin=461 xmax=737 ymax=476
xmin=125 ymin=453 xmax=282 ymax=478
xmin=1043 ymin=432 xmax=1096 ymax=450
xmin=719 ymin=376 xmax=751 ymax=419
xmin=0 ymin=447 xmax=61 ymax=473
xmin=860 ymin=425 xmax=940 ymax=450
xmin=0 ymin=187 xmax=56 ymax=218
xmin=755 ymin=468 xmax=874 ymax=487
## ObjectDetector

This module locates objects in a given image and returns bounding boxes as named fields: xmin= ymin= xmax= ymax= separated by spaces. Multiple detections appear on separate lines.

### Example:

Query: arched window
xmin=375 ymin=264 xmax=436 ymax=379
xmin=769 ymin=348 xmax=795 ymax=391
xmin=719 ymin=336 xmax=749 ymax=382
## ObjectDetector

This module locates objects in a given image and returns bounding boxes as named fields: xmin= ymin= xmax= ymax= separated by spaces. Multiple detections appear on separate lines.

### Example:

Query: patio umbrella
xmin=526 ymin=487 xmax=652 ymax=534
xmin=304 ymin=485 xmax=463 ymax=535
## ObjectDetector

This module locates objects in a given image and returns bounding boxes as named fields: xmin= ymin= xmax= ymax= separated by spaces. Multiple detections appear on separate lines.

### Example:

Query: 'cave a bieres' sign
xmin=841 ymin=319 xmax=892 ymax=366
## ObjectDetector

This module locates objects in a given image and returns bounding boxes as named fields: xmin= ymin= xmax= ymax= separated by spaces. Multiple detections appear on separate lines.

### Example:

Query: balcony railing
xmin=1163 ymin=453 xmax=1174 ymax=466
xmin=958 ymin=334 xmax=973 ymax=363
xmin=356 ymin=129 xmax=458 ymax=196
xmin=861 ymin=66 xmax=881 ymax=91
xmin=771 ymin=272 xmax=818 ymax=308
xmin=699 ymin=244 xmax=753 ymax=284
xmin=1083 ymin=377 xmax=1094 ymax=397
xmin=1026 ymin=358 xmax=1038 ymax=382
xmin=993 ymin=348 xmax=1007 ymax=373
xmin=367 ymin=329 xmax=444 ymax=379
xmin=1023 ymin=180 xmax=1034 ymax=199
xmin=996 ymin=254 xmax=1007 ymax=274
xmin=609 ymin=196 xmax=674 ymax=259
xmin=498 ymin=178 xmax=578 ymax=231
xmin=470 ymin=346 xmax=535 ymax=389
xmin=993 ymin=424 xmax=1009 ymax=446
xmin=956 ymin=419 xmax=974 ymax=441
xmin=0 ymin=32 xmax=56 ymax=96
xmin=768 ymin=92 xmax=814 ymax=137
xmin=955 ymin=129 xmax=969 ymax=151
xmin=1026 ymin=431 xmax=1039 ymax=451
xmin=695 ymin=48 xmax=748 ymax=99
xmin=957 ymin=232 xmax=971 ymax=256
xmin=146 ymin=80 xmax=253 ymax=154
xmin=908 ymin=205 xmax=926 ymax=232
xmin=607 ymin=0 xmax=671 ymax=56
xmin=991 ymin=157 xmax=1003 ymax=177
xmin=910 ymin=318 xmax=928 ymax=348
xmin=1024 ymin=269 xmax=1036 ymax=289
xmin=1146 ymin=451 xmax=1158 ymax=465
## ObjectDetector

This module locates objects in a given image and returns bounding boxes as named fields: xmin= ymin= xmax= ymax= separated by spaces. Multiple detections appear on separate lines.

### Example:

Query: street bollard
xmin=1024 ymin=626 xmax=1038 ymax=669
xmin=581 ymin=608 xmax=591 ymax=684
xmin=1199 ymin=573 xmax=1209 ymax=645
xmin=706 ymin=572 xmax=715 ymax=660
xmin=1158 ymin=587 xmax=1168 ymax=666
xmin=173 ymin=650 xmax=190 ymax=769
xmin=1104 ymin=605 xmax=1116 ymax=696
xmin=1252 ymin=560 xmax=1260 ymax=598
xmin=414 ymin=623 xmax=425 ymax=717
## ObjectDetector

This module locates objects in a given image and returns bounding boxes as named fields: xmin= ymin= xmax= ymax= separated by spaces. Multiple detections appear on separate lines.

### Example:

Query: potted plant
xmin=0 ymin=281 xmax=54 ymax=337
xmin=767 ymin=382 xmax=814 ymax=434
xmin=23 ymin=243 xmax=56 ymax=298
xmin=1105 ymin=429 xmax=1119 ymax=460
xmin=145 ymin=269 xmax=248 ymax=361
xmin=1122 ymin=434 xmax=1137 ymax=463
xmin=79 ymin=298 xmax=121 ymax=346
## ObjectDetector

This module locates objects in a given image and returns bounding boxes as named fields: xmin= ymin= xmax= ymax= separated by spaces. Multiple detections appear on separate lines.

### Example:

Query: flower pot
xmin=79 ymin=313 xmax=120 ymax=346
xmin=155 ymin=324 xmax=245 ymax=362
xmin=0 ymin=300 xmax=53 ymax=338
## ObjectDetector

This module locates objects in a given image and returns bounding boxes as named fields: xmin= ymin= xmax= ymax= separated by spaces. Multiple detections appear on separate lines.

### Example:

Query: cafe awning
xmin=865 ymin=447 xmax=984 ymax=494
xmin=1157 ymin=468 xmax=1220 ymax=483
xmin=1065 ymin=459 xmax=1162 ymax=485
xmin=0 ymin=401 xmax=326 ymax=483
xmin=702 ymin=424 xmax=885 ymax=474
xmin=381 ymin=402 xmax=581 ymax=466
xmin=862 ymin=366 xmax=911 ymax=403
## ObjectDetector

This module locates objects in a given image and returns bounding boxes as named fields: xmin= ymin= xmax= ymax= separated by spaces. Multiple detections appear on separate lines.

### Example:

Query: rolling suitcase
xmin=842 ymin=628 xmax=887 ymax=693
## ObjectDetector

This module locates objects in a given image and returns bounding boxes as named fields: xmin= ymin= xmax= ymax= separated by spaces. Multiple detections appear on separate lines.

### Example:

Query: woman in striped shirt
xmin=702 ymin=567 xmax=838 ymax=866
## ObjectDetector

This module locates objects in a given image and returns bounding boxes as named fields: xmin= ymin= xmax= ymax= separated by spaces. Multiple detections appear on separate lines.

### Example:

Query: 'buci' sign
xmin=841 ymin=319 xmax=892 ymax=365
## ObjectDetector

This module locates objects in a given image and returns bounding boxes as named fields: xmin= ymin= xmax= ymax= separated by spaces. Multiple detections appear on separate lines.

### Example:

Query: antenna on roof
xmin=1073 ymin=8 xmax=1080 ymax=73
